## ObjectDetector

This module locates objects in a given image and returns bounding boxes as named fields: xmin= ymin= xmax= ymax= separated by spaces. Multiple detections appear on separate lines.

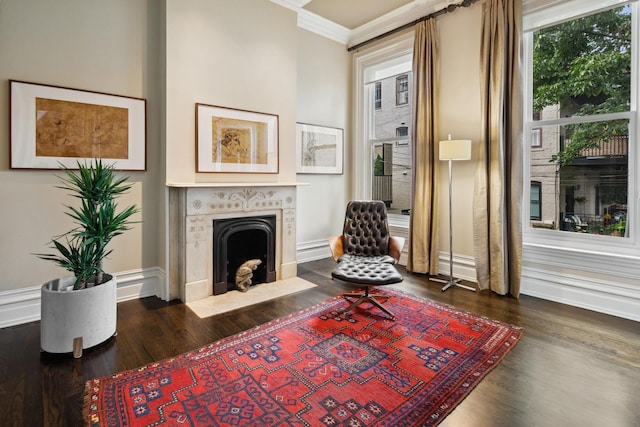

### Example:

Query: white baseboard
xmin=5 ymin=256 xmax=637 ymax=328
xmin=296 ymin=239 xmax=332 ymax=263
xmin=521 ymin=267 xmax=640 ymax=322
xmin=436 ymin=252 xmax=477 ymax=282
xmin=0 ymin=267 xmax=166 ymax=329
xmin=296 ymin=241 xmax=640 ymax=322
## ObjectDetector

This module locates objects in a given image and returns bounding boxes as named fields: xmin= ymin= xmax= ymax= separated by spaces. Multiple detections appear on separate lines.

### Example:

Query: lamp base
xmin=429 ymin=276 xmax=477 ymax=292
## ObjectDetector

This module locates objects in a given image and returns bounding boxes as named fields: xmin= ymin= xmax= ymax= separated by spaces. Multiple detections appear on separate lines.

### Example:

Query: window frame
xmin=523 ymin=1 xmax=640 ymax=256
xmin=354 ymin=32 xmax=414 ymax=227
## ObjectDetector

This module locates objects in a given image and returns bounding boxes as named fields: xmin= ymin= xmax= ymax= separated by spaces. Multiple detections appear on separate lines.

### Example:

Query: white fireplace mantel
xmin=168 ymin=183 xmax=300 ymax=303
xmin=167 ymin=181 xmax=304 ymax=188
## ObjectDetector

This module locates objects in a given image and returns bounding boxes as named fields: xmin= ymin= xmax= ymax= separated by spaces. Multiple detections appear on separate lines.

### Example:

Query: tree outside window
xmin=529 ymin=5 xmax=631 ymax=237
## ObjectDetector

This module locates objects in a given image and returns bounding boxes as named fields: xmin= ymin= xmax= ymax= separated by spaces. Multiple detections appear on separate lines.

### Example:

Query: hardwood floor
xmin=1 ymin=258 xmax=638 ymax=426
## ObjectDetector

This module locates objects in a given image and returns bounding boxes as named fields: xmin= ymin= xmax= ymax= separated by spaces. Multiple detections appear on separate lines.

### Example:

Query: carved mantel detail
xmin=169 ymin=185 xmax=298 ymax=303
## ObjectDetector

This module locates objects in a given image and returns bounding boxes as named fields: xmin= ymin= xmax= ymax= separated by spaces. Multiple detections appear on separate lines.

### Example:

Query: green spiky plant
xmin=36 ymin=159 xmax=139 ymax=290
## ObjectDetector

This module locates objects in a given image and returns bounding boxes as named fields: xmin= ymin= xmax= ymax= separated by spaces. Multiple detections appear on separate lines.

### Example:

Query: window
xmin=354 ymin=33 xmax=414 ymax=220
xmin=396 ymin=75 xmax=409 ymax=105
xmin=530 ymin=181 xmax=541 ymax=220
xmin=525 ymin=2 xmax=635 ymax=240
xmin=375 ymin=82 xmax=382 ymax=110
xmin=531 ymin=128 xmax=541 ymax=148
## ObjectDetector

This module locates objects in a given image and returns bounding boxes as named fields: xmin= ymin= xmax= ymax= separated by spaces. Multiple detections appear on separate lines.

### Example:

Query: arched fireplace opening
xmin=212 ymin=215 xmax=277 ymax=295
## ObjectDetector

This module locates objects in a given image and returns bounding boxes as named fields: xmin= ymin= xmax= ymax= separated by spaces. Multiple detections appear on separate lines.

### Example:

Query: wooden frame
xmin=296 ymin=123 xmax=343 ymax=174
xmin=10 ymin=80 xmax=146 ymax=170
xmin=196 ymin=103 xmax=279 ymax=173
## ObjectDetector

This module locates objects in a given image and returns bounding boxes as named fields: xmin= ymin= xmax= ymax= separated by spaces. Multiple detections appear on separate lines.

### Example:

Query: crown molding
xmin=269 ymin=0 xmax=311 ymax=11
xmin=271 ymin=0 xmax=467 ymax=48
xmin=297 ymin=8 xmax=351 ymax=44
xmin=348 ymin=0 xmax=464 ymax=49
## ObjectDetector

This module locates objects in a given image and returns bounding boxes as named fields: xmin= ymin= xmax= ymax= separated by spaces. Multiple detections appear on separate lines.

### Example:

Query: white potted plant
xmin=36 ymin=159 xmax=138 ymax=357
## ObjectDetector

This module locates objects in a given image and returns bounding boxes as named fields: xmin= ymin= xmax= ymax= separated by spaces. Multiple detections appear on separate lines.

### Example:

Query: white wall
xmin=0 ymin=0 xmax=162 ymax=316
xmin=295 ymin=29 xmax=351 ymax=261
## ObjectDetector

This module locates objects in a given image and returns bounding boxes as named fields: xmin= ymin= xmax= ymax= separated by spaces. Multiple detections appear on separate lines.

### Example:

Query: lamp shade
xmin=439 ymin=139 xmax=472 ymax=161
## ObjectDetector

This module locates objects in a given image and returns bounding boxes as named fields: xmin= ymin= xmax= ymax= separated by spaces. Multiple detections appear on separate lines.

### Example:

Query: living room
xmin=0 ymin=0 xmax=639 ymax=425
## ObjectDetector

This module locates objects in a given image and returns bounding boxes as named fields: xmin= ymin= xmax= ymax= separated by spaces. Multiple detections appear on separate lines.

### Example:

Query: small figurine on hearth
xmin=235 ymin=259 xmax=262 ymax=292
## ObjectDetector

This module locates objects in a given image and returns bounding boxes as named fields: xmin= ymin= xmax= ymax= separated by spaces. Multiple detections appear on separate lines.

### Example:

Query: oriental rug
xmin=84 ymin=288 xmax=522 ymax=426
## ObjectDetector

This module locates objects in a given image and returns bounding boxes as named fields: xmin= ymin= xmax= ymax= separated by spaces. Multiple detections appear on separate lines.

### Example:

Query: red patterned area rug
xmin=84 ymin=289 xmax=522 ymax=426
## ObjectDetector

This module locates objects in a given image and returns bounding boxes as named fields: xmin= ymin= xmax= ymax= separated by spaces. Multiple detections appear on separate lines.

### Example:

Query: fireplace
xmin=168 ymin=184 xmax=298 ymax=303
xmin=212 ymin=215 xmax=277 ymax=295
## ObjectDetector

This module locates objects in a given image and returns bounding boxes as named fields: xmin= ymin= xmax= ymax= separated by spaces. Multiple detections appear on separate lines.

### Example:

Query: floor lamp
xmin=430 ymin=136 xmax=476 ymax=292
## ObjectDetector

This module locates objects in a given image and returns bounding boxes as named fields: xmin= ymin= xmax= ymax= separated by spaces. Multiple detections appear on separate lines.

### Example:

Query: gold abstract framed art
xmin=196 ymin=103 xmax=279 ymax=173
xmin=10 ymin=80 xmax=146 ymax=170
xmin=295 ymin=123 xmax=344 ymax=174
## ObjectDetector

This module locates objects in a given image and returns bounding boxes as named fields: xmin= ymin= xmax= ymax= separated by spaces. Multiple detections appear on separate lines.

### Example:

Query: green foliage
xmin=533 ymin=6 xmax=631 ymax=164
xmin=549 ymin=119 xmax=628 ymax=165
xmin=35 ymin=160 xmax=139 ymax=290
xmin=374 ymin=154 xmax=384 ymax=176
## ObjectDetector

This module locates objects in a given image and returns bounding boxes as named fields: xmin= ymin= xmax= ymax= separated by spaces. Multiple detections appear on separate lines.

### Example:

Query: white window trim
xmin=353 ymin=31 xmax=414 ymax=228
xmin=523 ymin=1 xmax=640 ymax=260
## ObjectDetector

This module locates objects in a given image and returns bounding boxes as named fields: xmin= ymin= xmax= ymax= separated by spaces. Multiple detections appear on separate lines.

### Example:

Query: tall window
xmin=354 ymin=34 xmax=414 ymax=221
xmin=525 ymin=3 xmax=635 ymax=239
xmin=375 ymin=82 xmax=382 ymax=110
xmin=396 ymin=75 xmax=409 ymax=105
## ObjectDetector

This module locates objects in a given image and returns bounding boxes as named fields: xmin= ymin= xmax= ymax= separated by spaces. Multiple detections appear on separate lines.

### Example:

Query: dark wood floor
xmin=1 ymin=258 xmax=638 ymax=426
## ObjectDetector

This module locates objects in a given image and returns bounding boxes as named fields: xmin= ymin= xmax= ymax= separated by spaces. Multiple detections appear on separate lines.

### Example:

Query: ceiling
xmin=271 ymin=0 xmax=467 ymax=48
xmin=302 ymin=0 xmax=416 ymax=30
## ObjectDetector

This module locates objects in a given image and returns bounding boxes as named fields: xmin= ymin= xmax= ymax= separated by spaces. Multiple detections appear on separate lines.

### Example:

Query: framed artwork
xmin=196 ymin=103 xmax=279 ymax=173
xmin=296 ymin=123 xmax=344 ymax=174
xmin=10 ymin=80 xmax=146 ymax=170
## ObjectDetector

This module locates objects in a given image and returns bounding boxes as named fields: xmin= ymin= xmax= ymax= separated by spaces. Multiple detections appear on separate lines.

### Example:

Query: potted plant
xmin=36 ymin=159 xmax=138 ymax=357
xmin=612 ymin=219 xmax=626 ymax=237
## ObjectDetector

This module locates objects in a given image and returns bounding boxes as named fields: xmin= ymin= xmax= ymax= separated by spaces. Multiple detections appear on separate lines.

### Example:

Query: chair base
xmin=342 ymin=287 xmax=395 ymax=320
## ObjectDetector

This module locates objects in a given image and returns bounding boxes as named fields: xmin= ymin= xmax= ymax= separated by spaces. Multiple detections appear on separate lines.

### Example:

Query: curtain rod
xmin=347 ymin=0 xmax=480 ymax=52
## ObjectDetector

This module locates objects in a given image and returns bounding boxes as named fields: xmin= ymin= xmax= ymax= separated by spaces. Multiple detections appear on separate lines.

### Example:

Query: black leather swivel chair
xmin=328 ymin=200 xmax=404 ymax=319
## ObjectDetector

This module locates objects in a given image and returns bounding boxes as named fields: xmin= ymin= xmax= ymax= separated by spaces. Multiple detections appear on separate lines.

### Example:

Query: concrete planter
xmin=40 ymin=274 xmax=117 ymax=357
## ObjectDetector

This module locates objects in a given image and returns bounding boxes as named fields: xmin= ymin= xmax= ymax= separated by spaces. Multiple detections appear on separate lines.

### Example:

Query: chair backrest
xmin=342 ymin=200 xmax=389 ymax=257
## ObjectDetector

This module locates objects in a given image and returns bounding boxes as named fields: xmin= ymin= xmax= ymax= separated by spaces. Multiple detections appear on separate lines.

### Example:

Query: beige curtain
xmin=473 ymin=0 xmax=523 ymax=296
xmin=408 ymin=19 xmax=440 ymax=274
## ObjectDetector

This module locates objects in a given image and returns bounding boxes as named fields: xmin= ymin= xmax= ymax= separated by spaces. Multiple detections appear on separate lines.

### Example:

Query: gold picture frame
xmin=296 ymin=123 xmax=344 ymax=174
xmin=10 ymin=80 xmax=146 ymax=170
xmin=196 ymin=103 xmax=279 ymax=173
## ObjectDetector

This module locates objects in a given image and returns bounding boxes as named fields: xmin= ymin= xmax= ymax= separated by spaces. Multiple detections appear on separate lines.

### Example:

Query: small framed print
xmin=296 ymin=123 xmax=344 ymax=174
xmin=10 ymin=80 xmax=146 ymax=170
xmin=196 ymin=103 xmax=279 ymax=173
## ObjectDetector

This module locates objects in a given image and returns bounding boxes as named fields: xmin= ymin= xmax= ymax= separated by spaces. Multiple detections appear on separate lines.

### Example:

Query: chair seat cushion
xmin=331 ymin=261 xmax=403 ymax=285
xmin=337 ymin=254 xmax=396 ymax=264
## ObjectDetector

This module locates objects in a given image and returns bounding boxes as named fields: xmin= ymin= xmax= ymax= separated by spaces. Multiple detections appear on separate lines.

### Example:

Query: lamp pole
xmin=429 ymin=137 xmax=476 ymax=292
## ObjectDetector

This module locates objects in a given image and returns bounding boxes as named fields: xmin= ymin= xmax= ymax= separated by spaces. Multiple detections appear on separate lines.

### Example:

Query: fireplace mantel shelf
xmin=166 ymin=182 xmax=307 ymax=188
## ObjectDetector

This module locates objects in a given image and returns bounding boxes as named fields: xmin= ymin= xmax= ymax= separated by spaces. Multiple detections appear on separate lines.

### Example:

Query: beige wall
xmin=0 ymin=0 xmax=344 ymax=302
xmin=0 ymin=0 xmax=490 ymax=321
xmin=0 ymin=0 xmax=161 ymax=293
xmin=296 ymin=29 xmax=351 ymax=247
xmin=437 ymin=2 xmax=482 ymax=259
xmin=164 ymin=0 xmax=298 ymax=184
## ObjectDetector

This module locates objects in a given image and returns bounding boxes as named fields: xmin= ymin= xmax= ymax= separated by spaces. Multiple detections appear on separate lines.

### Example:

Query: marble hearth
xmin=168 ymin=184 xmax=298 ymax=303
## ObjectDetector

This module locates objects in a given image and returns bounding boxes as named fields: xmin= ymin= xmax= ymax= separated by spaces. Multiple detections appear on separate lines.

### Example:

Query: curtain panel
xmin=407 ymin=19 xmax=440 ymax=275
xmin=473 ymin=0 xmax=523 ymax=296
